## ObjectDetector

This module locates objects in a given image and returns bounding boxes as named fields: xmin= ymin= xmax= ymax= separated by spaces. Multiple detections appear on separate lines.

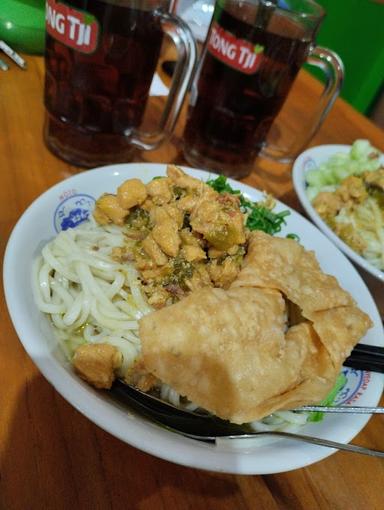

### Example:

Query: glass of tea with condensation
xmin=44 ymin=0 xmax=197 ymax=168
xmin=182 ymin=0 xmax=344 ymax=178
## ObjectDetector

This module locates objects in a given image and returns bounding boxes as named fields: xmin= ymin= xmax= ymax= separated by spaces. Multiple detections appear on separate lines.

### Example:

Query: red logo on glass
xmin=207 ymin=21 xmax=264 ymax=74
xmin=46 ymin=0 xmax=99 ymax=54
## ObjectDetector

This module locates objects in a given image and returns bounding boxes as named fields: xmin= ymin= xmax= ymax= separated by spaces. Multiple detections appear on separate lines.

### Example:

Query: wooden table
xmin=1 ymin=54 xmax=383 ymax=510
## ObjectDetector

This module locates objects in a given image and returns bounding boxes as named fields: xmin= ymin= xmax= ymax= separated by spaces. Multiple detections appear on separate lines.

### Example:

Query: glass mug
xmin=182 ymin=0 xmax=344 ymax=178
xmin=44 ymin=0 xmax=197 ymax=168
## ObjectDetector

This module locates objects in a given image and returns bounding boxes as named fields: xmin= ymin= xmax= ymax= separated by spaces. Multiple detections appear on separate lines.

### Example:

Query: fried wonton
xmin=140 ymin=287 xmax=334 ymax=423
xmin=138 ymin=232 xmax=372 ymax=424
xmin=232 ymin=231 xmax=353 ymax=315
xmin=232 ymin=231 xmax=372 ymax=369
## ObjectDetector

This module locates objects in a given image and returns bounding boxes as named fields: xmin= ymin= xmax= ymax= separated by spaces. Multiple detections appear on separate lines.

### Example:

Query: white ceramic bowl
xmin=4 ymin=163 xmax=384 ymax=475
xmin=292 ymin=144 xmax=384 ymax=283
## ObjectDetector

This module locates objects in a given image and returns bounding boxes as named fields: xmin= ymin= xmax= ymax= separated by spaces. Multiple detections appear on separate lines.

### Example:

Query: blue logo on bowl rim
xmin=54 ymin=193 xmax=96 ymax=233
xmin=335 ymin=367 xmax=371 ymax=405
xmin=302 ymin=156 xmax=317 ymax=173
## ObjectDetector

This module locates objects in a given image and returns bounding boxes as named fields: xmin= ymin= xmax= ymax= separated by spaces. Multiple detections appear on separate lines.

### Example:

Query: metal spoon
xmin=110 ymin=381 xmax=384 ymax=457
xmin=112 ymin=380 xmax=384 ymax=419
xmin=175 ymin=430 xmax=384 ymax=458
xmin=111 ymin=381 xmax=384 ymax=457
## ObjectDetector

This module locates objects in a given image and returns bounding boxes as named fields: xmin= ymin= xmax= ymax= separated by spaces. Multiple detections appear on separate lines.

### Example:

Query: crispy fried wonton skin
xmin=232 ymin=232 xmax=372 ymax=366
xmin=139 ymin=232 xmax=372 ymax=423
xmin=232 ymin=231 xmax=353 ymax=315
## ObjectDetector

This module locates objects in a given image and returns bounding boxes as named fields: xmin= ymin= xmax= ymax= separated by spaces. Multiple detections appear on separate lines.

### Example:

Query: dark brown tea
xmin=183 ymin=1 xmax=312 ymax=176
xmin=44 ymin=0 xmax=165 ymax=166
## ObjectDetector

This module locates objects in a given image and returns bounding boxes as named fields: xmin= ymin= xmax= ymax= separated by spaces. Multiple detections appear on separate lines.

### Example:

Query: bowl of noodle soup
xmin=4 ymin=163 xmax=384 ymax=474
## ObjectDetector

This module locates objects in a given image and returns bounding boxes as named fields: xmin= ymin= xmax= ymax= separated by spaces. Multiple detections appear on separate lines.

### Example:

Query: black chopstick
xmin=351 ymin=343 xmax=384 ymax=357
xmin=343 ymin=343 xmax=384 ymax=373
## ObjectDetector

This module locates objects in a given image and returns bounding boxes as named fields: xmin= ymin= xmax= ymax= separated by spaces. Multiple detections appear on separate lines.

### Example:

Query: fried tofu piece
xmin=139 ymin=287 xmax=338 ymax=424
xmin=73 ymin=343 xmax=122 ymax=389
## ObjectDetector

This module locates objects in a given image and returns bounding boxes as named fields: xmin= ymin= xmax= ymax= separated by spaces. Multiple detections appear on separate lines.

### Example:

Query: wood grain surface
xmin=1 ymin=51 xmax=384 ymax=510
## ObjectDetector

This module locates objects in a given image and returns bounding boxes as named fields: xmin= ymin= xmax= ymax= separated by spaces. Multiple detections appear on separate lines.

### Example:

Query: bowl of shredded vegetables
xmin=293 ymin=140 xmax=384 ymax=282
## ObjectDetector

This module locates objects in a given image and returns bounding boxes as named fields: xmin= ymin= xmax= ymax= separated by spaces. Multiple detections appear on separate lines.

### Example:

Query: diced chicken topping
xmin=73 ymin=343 xmax=122 ymax=389
xmin=363 ymin=168 xmax=384 ymax=191
xmin=117 ymin=178 xmax=147 ymax=209
xmin=152 ymin=219 xmax=181 ymax=257
xmin=313 ymin=176 xmax=368 ymax=222
xmin=208 ymin=257 xmax=240 ymax=288
xmin=176 ymin=194 xmax=199 ymax=212
xmin=146 ymin=177 xmax=172 ymax=204
xmin=190 ymin=195 xmax=246 ymax=250
xmin=181 ymin=244 xmax=206 ymax=262
xmin=124 ymin=359 xmax=159 ymax=392
xmin=337 ymin=176 xmax=367 ymax=204
xmin=312 ymin=191 xmax=344 ymax=221
xmin=334 ymin=223 xmax=367 ymax=254
xmin=94 ymin=194 xmax=128 ymax=225
xmin=93 ymin=166 xmax=249 ymax=308
xmin=167 ymin=164 xmax=204 ymax=190
xmin=142 ymin=235 xmax=168 ymax=266
xmin=180 ymin=228 xmax=201 ymax=247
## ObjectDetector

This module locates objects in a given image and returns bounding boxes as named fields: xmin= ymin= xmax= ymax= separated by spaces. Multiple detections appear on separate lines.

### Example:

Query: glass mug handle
xmin=130 ymin=12 xmax=197 ymax=150
xmin=260 ymin=46 xmax=344 ymax=163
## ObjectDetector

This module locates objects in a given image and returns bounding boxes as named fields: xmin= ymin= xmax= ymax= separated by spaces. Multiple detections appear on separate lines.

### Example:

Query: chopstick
xmin=344 ymin=343 xmax=384 ymax=373
xmin=352 ymin=343 xmax=384 ymax=356
xmin=0 ymin=40 xmax=27 ymax=70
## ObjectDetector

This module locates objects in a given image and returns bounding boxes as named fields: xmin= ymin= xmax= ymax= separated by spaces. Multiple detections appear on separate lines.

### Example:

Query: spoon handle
xmin=185 ymin=431 xmax=384 ymax=458
xmin=296 ymin=405 xmax=384 ymax=414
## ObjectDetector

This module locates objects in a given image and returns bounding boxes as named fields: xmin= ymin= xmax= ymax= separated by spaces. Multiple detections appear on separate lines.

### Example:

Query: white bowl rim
xmin=4 ymin=162 xmax=384 ymax=475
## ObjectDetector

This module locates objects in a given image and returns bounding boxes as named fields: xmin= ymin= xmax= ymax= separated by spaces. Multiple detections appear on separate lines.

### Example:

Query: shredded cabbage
xmin=306 ymin=140 xmax=384 ymax=270
xmin=306 ymin=140 xmax=382 ymax=201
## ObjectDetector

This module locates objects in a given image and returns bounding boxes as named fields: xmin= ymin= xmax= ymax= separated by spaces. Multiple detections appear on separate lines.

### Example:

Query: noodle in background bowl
xmin=3 ymin=163 xmax=384 ymax=475
xmin=292 ymin=144 xmax=384 ymax=283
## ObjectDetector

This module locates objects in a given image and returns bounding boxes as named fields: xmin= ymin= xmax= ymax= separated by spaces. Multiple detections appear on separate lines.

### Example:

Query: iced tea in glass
xmin=44 ymin=0 xmax=197 ymax=167
xmin=183 ymin=0 xmax=343 ymax=178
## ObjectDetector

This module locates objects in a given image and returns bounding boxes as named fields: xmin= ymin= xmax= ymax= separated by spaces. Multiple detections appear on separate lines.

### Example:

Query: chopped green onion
xmin=307 ymin=373 xmax=348 ymax=422
xmin=207 ymin=175 xmax=291 ymax=236
xmin=286 ymin=233 xmax=300 ymax=241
